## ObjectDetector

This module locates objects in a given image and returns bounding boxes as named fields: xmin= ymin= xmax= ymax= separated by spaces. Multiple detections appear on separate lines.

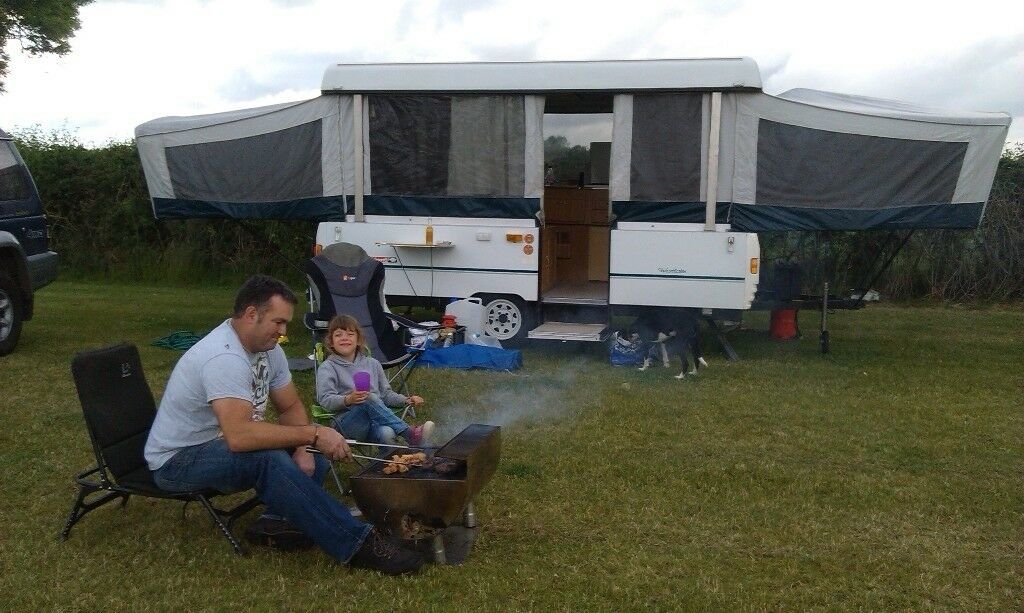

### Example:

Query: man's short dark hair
xmin=233 ymin=275 xmax=298 ymax=317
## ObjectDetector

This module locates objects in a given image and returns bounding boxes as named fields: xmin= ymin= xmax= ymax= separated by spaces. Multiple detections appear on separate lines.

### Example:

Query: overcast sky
xmin=0 ymin=0 xmax=1021 ymax=148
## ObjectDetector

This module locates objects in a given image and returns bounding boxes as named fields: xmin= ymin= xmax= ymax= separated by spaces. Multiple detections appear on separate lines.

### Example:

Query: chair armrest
xmin=384 ymin=311 xmax=441 ymax=331
xmin=310 ymin=403 xmax=339 ymax=424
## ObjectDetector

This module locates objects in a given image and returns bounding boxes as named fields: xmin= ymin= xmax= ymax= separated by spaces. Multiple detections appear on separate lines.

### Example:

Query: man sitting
xmin=144 ymin=274 xmax=422 ymax=575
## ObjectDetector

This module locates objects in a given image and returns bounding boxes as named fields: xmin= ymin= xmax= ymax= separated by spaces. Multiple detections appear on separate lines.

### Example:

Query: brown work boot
xmin=348 ymin=529 xmax=424 ymax=575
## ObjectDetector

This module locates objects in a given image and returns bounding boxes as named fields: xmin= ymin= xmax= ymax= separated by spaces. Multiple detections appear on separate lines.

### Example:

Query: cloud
xmin=1 ymin=0 xmax=1019 ymax=147
xmin=216 ymin=51 xmax=339 ymax=102
xmin=867 ymin=35 xmax=1024 ymax=117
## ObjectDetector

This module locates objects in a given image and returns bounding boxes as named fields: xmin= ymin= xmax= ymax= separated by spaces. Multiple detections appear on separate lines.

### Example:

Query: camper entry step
xmin=527 ymin=322 xmax=608 ymax=342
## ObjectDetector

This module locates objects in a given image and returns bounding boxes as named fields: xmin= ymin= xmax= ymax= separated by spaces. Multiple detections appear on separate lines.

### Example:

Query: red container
xmin=770 ymin=309 xmax=799 ymax=340
xmin=442 ymin=314 xmax=457 ymax=328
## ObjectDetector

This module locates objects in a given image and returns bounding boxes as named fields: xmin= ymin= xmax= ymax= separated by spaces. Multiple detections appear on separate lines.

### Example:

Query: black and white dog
xmin=636 ymin=310 xmax=708 ymax=379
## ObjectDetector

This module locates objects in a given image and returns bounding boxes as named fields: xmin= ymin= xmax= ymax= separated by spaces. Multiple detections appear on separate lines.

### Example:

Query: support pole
xmin=703 ymin=315 xmax=739 ymax=361
xmin=353 ymin=94 xmax=365 ymax=222
xmin=705 ymin=92 xmax=722 ymax=232
xmin=820 ymin=281 xmax=830 ymax=354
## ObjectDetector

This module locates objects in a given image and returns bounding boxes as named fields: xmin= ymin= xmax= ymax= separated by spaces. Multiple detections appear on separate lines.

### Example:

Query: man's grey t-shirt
xmin=144 ymin=319 xmax=291 ymax=470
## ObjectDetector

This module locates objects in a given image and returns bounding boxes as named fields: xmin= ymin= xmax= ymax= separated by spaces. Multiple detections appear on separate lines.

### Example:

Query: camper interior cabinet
xmin=541 ymin=186 xmax=610 ymax=299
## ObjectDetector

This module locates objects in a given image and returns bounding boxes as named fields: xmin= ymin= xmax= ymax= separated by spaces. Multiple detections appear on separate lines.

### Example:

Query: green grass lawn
xmin=1 ymin=281 xmax=1021 ymax=610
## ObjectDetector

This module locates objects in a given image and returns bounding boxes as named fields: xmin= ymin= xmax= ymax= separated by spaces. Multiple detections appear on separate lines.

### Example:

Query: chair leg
xmin=195 ymin=495 xmax=249 ymax=556
xmin=387 ymin=358 xmax=418 ymax=397
xmin=222 ymin=495 xmax=262 ymax=530
xmin=59 ymin=483 xmax=128 ymax=541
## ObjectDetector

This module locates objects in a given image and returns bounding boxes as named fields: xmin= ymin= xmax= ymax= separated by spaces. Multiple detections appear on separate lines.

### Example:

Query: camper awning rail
xmin=321 ymin=58 xmax=763 ymax=94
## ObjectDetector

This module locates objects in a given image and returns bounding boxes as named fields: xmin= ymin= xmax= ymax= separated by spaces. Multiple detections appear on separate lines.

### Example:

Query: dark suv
xmin=0 ymin=128 xmax=58 ymax=355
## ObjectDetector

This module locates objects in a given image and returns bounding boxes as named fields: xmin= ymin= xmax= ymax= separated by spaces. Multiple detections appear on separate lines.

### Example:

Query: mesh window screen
xmin=369 ymin=95 xmax=526 ymax=197
xmin=448 ymin=96 xmax=525 ymax=197
xmin=630 ymin=94 xmax=703 ymax=201
xmin=756 ymin=121 xmax=967 ymax=208
xmin=166 ymin=120 xmax=323 ymax=202
xmin=369 ymin=96 xmax=451 ymax=196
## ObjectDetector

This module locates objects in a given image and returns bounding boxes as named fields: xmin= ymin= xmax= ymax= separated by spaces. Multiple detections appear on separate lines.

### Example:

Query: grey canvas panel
xmin=448 ymin=96 xmax=525 ymax=197
xmin=368 ymin=95 xmax=451 ymax=196
xmin=756 ymin=120 xmax=967 ymax=208
xmin=630 ymin=94 xmax=702 ymax=201
xmin=166 ymin=120 xmax=323 ymax=202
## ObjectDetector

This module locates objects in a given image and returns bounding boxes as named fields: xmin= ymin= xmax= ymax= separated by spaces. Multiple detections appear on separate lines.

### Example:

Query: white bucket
xmin=445 ymin=298 xmax=486 ymax=338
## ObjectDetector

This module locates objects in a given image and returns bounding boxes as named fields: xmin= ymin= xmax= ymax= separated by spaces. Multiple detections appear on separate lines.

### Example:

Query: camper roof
xmin=778 ymin=88 xmax=1011 ymax=126
xmin=321 ymin=58 xmax=763 ymax=94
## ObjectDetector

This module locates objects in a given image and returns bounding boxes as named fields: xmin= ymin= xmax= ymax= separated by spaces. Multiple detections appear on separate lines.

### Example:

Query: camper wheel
xmin=479 ymin=294 xmax=532 ymax=347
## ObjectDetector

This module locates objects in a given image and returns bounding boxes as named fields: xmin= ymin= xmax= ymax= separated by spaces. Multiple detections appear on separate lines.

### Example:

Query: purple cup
xmin=353 ymin=370 xmax=371 ymax=392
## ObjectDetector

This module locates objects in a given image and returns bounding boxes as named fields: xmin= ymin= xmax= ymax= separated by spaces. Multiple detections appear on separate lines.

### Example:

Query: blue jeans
xmin=333 ymin=400 xmax=409 ymax=444
xmin=152 ymin=438 xmax=371 ymax=562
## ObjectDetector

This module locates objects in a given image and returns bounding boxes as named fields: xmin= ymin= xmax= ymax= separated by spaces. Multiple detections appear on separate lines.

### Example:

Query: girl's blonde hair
xmin=325 ymin=314 xmax=367 ymax=356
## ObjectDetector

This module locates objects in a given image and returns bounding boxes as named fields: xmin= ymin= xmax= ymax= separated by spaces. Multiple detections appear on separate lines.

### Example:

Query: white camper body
xmin=311 ymin=59 xmax=765 ymax=343
xmin=135 ymin=58 xmax=1009 ymax=344
xmin=314 ymin=217 xmax=759 ymax=342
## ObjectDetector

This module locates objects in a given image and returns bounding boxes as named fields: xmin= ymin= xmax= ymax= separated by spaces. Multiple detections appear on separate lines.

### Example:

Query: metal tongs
xmin=344 ymin=439 xmax=419 ymax=450
xmin=305 ymin=441 xmax=427 ymax=466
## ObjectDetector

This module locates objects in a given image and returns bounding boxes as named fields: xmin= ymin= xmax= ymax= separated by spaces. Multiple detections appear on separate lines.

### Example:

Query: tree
xmin=544 ymin=135 xmax=590 ymax=184
xmin=0 ymin=0 xmax=92 ymax=92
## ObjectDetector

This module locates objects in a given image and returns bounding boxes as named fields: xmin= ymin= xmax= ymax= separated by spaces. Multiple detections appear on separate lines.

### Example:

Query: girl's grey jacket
xmin=316 ymin=352 xmax=408 ymax=412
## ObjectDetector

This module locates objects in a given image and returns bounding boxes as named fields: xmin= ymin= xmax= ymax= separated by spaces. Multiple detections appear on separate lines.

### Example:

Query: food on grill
xmin=431 ymin=459 xmax=459 ymax=474
xmin=382 ymin=452 xmax=428 ymax=474
xmin=398 ymin=452 xmax=428 ymax=463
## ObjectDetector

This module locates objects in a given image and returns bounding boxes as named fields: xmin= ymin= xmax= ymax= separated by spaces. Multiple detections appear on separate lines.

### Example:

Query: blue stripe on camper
xmin=609 ymin=273 xmax=744 ymax=281
xmin=728 ymin=202 xmax=985 ymax=232
xmin=152 ymin=196 xmax=347 ymax=221
xmin=363 ymin=195 xmax=540 ymax=219
xmin=611 ymin=201 xmax=729 ymax=224
xmin=611 ymin=200 xmax=985 ymax=231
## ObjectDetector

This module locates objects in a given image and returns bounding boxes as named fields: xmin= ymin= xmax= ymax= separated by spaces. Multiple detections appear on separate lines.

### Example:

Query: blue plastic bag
xmin=609 ymin=332 xmax=645 ymax=366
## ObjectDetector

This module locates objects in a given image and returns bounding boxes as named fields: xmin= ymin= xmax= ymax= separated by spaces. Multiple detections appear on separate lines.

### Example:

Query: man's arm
xmin=271 ymin=382 xmax=317 ymax=476
xmin=211 ymin=396 xmax=351 ymax=461
xmin=272 ymin=381 xmax=308 ymax=427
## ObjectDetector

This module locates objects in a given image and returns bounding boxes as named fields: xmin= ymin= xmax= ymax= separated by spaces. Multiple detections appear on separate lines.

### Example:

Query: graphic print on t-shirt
xmin=250 ymin=352 xmax=270 ymax=421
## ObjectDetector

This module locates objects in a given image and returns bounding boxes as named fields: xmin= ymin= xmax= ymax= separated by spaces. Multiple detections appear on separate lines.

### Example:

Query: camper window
xmin=368 ymin=95 xmax=526 ymax=198
xmin=755 ymin=121 xmax=967 ymax=208
xmin=630 ymin=93 xmax=703 ymax=202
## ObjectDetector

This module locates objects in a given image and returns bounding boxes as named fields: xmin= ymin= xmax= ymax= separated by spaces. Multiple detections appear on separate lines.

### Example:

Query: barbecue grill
xmin=349 ymin=424 xmax=500 ymax=563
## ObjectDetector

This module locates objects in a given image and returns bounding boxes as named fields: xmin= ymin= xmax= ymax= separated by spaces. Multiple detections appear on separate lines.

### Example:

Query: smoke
xmin=433 ymin=358 xmax=588 ymax=441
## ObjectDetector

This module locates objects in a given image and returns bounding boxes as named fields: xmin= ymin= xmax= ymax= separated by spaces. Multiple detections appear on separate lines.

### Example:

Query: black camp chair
xmin=60 ymin=343 xmax=261 ymax=555
xmin=304 ymin=242 xmax=439 ymax=403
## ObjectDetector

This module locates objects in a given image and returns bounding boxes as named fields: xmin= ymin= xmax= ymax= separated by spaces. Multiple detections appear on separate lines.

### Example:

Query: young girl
xmin=316 ymin=314 xmax=434 ymax=446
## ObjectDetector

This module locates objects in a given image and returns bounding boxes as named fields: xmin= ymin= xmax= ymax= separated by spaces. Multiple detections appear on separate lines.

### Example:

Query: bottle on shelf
xmin=425 ymin=218 xmax=434 ymax=245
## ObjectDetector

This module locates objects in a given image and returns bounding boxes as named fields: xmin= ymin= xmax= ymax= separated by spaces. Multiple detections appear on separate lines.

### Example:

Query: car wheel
xmin=479 ymin=294 xmax=533 ymax=347
xmin=0 ymin=271 xmax=25 ymax=356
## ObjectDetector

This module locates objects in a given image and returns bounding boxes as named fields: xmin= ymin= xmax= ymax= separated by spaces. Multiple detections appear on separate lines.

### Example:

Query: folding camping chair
xmin=60 ymin=343 xmax=261 ymax=555
xmin=304 ymin=242 xmax=439 ymax=421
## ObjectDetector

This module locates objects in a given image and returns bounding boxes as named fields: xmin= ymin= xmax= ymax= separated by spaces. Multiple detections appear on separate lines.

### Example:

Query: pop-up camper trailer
xmin=135 ymin=58 xmax=1010 ymax=345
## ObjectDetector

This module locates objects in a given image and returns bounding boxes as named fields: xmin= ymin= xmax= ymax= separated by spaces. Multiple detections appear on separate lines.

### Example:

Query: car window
xmin=0 ymin=142 xmax=31 ymax=202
